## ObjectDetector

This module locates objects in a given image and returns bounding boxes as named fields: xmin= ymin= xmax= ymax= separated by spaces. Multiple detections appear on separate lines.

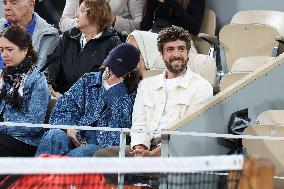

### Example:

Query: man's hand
xmin=130 ymin=145 xmax=161 ymax=157
xmin=67 ymin=129 xmax=81 ymax=147
xmin=48 ymin=84 xmax=59 ymax=98
xmin=48 ymin=84 xmax=62 ymax=99
xmin=130 ymin=144 xmax=147 ymax=156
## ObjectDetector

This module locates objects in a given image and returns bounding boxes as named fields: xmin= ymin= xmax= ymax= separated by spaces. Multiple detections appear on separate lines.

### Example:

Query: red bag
xmin=0 ymin=154 xmax=106 ymax=189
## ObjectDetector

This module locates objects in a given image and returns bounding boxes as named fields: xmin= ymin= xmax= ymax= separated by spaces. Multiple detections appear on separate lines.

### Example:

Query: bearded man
xmin=94 ymin=25 xmax=213 ymax=158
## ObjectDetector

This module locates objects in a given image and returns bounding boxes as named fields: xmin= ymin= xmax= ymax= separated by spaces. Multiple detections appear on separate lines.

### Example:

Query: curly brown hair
xmin=157 ymin=25 xmax=191 ymax=54
xmin=83 ymin=0 xmax=112 ymax=32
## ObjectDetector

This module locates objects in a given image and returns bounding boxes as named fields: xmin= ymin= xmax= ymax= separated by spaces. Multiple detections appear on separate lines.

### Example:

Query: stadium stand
xmin=164 ymin=52 xmax=284 ymax=157
xmin=1 ymin=2 xmax=284 ymax=188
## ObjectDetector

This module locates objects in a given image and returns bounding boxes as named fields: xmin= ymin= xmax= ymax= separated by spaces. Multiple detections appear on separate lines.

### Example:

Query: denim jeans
xmin=35 ymin=129 xmax=101 ymax=157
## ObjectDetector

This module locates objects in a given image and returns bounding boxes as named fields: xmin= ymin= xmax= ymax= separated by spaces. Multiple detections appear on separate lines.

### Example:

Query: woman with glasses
xmin=46 ymin=0 xmax=121 ymax=99
xmin=59 ymin=0 xmax=146 ymax=35
xmin=36 ymin=44 xmax=142 ymax=157
xmin=0 ymin=26 xmax=50 ymax=157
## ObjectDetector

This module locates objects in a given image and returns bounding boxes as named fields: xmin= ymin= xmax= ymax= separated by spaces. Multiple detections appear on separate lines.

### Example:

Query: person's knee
xmin=45 ymin=129 xmax=68 ymax=140
xmin=94 ymin=146 xmax=120 ymax=157
xmin=35 ymin=129 xmax=71 ymax=156
xmin=68 ymin=144 xmax=101 ymax=157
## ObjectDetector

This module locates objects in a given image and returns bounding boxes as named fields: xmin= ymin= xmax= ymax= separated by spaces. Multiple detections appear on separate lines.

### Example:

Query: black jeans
xmin=0 ymin=132 xmax=36 ymax=157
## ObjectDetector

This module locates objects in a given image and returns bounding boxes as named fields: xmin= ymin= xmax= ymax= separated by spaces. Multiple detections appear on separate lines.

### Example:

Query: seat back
xmin=142 ymin=69 xmax=163 ymax=78
xmin=219 ymin=24 xmax=279 ymax=72
xmin=243 ymin=125 xmax=284 ymax=189
xmin=219 ymin=73 xmax=248 ymax=91
xmin=200 ymin=9 xmax=216 ymax=36
xmin=257 ymin=110 xmax=284 ymax=125
xmin=231 ymin=56 xmax=274 ymax=73
xmin=188 ymin=53 xmax=216 ymax=86
xmin=231 ymin=10 xmax=284 ymax=55
xmin=231 ymin=10 xmax=284 ymax=36
xmin=194 ymin=9 xmax=216 ymax=54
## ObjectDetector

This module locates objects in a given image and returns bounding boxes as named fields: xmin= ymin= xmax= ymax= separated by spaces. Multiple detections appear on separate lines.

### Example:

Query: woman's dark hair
xmin=123 ymin=69 xmax=143 ymax=93
xmin=1 ymin=25 xmax=38 ymax=63
xmin=83 ymin=0 xmax=112 ymax=32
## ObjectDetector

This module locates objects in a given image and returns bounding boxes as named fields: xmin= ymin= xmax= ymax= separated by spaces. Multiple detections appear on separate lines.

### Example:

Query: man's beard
xmin=164 ymin=57 xmax=188 ymax=74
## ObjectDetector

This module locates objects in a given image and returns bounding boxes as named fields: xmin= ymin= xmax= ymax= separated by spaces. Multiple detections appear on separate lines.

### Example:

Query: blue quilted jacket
xmin=0 ymin=68 xmax=50 ymax=146
xmin=49 ymin=72 xmax=135 ymax=148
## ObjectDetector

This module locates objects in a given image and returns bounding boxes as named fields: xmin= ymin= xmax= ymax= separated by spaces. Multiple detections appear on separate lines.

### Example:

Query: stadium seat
xmin=256 ymin=110 xmax=284 ymax=125
xmin=194 ymin=9 xmax=217 ymax=55
xmin=219 ymin=72 xmax=248 ymax=91
xmin=243 ymin=124 xmax=284 ymax=189
xmin=219 ymin=56 xmax=274 ymax=91
xmin=219 ymin=24 xmax=279 ymax=73
xmin=231 ymin=10 xmax=284 ymax=35
xmin=231 ymin=56 xmax=274 ymax=73
xmin=231 ymin=10 xmax=284 ymax=55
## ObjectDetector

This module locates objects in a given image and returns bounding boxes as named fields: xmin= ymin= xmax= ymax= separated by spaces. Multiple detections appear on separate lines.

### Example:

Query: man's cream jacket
xmin=131 ymin=69 xmax=213 ymax=149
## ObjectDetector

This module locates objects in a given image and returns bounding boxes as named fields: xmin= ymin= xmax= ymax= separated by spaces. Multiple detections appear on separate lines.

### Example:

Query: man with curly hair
xmin=95 ymin=25 xmax=213 ymax=157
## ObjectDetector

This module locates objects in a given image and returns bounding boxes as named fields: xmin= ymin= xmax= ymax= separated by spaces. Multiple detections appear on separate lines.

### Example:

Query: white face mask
xmin=102 ymin=79 xmax=111 ymax=90
xmin=102 ymin=69 xmax=123 ymax=90
xmin=102 ymin=70 xmax=111 ymax=90
xmin=102 ymin=69 xmax=110 ymax=80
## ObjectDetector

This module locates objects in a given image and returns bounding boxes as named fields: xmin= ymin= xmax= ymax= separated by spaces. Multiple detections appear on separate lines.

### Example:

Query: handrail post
xmin=118 ymin=130 xmax=127 ymax=189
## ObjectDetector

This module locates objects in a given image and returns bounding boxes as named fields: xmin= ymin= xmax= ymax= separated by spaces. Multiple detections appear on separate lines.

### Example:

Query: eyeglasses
xmin=163 ymin=46 xmax=187 ymax=54
xmin=79 ymin=6 xmax=89 ymax=13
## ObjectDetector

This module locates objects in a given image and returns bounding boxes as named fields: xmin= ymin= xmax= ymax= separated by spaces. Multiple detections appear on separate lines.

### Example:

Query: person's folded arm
xmin=130 ymin=80 xmax=152 ymax=149
xmin=49 ymin=74 xmax=89 ymax=126
xmin=114 ymin=0 xmax=145 ymax=33
xmin=59 ymin=0 xmax=79 ymax=32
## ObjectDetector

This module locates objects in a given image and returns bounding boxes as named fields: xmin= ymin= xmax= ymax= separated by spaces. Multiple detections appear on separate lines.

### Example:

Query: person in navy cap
xmin=35 ymin=43 xmax=142 ymax=157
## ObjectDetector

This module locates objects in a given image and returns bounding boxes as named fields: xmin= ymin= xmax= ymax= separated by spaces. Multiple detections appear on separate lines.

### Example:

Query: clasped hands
xmin=131 ymin=144 xmax=161 ymax=157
